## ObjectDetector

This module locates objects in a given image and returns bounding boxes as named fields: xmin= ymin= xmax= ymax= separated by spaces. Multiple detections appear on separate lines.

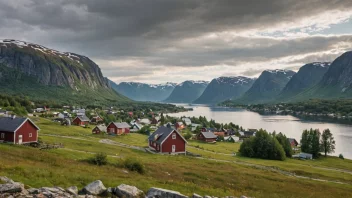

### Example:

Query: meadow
xmin=1 ymin=117 xmax=352 ymax=197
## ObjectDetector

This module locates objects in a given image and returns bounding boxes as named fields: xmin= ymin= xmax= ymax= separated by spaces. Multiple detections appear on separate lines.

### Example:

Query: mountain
xmin=193 ymin=76 xmax=255 ymax=104
xmin=164 ymin=80 xmax=208 ymax=103
xmin=278 ymin=62 xmax=330 ymax=101
xmin=0 ymin=39 xmax=129 ymax=105
xmin=236 ymin=69 xmax=296 ymax=104
xmin=299 ymin=51 xmax=352 ymax=99
xmin=110 ymin=81 xmax=176 ymax=101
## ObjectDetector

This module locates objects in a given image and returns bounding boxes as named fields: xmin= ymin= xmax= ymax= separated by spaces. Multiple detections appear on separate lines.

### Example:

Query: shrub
xmin=90 ymin=153 xmax=108 ymax=166
xmin=121 ymin=158 xmax=145 ymax=174
xmin=339 ymin=154 xmax=344 ymax=160
xmin=183 ymin=132 xmax=192 ymax=140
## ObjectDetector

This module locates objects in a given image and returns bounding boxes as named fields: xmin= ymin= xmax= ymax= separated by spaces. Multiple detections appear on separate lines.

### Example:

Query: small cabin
xmin=72 ymin=115 xmax=90 ymax=126
xmin=197 ymin=132 xmax=217 ymax=142
xmin=92 ymin=125 xmax=107 ymax=134
xmin=148 ymin=126 xmax=187 ymax=154
xmin=0 ymin=116 xmax=40 ymax=144
xmin=107 ymin=122 xmax=130 ymax=135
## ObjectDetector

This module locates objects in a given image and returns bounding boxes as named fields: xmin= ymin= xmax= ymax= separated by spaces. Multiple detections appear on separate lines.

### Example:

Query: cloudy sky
xmin=1 ymin=0 xmax=352 ymax=84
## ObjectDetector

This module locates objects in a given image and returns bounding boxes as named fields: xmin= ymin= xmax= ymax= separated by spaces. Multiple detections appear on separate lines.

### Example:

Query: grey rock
xmin=81 ymin=180 xmax=106 ymax=195
xmin=0 ymin=176 xmax=14 ymax=184
xmin=66 ymin=186 xmax=78 ymax=196
xmin=114 ymin=184 xmax=144 ymax=198
xmin=146 ymin=187 xmax=188 ymax=198
xmin=27 ymin=188 xmax=39 ymax=194
xmin=0 ymin=182 xmax=23 ymax=193
xmin=192 ymin=193 xmax=202 ymax=198
xmin=240 ymin=196 xmax=247 ymax=198
xmin=39 ymin=187 xmax=61 ymax=193
xmin=204 ymin=196 xmax=212 ymax=198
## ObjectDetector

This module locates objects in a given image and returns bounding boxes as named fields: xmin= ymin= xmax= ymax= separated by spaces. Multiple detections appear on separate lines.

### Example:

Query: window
xmin=29 ymin=133 xmax=32 ymax=138
xmin=0 ymin=133 xmax=4 ymax=139
xmin=172 ymin=133 xmax=176 ymax=139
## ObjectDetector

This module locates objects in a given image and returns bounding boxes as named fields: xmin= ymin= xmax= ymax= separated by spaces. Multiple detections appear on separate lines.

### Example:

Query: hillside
xmin=278 ymin=62 xmax=330 ymax=101
xmin=0 ymin=39 xmax=130 ymax=105
xmin=235 ymin=70 xmax=296 ymax=104
xmin=193 ymin=77 xmax=255 ymax=104
xmin=164 ymin=80 xmax=208 ymax=103
xmin=111 ymin=81 xmax=176 ymax=101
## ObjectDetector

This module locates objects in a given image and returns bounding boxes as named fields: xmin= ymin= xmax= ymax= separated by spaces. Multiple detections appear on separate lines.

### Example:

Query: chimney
xmin=166 ymin=123 xmax=171 ymax=128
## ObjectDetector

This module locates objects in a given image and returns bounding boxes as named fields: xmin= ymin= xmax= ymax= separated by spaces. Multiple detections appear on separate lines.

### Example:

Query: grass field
xmin=1 ymin=117 xmax=352 ymax=197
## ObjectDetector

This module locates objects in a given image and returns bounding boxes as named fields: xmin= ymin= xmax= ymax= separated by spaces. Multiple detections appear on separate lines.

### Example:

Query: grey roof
xmin=148 ymin=126 xmax=186 ymax=144
xmin=94 ymin=125 xmax=107 ymax=132
xmin=201 ymin=132 xmax=217 ymax=139
xmin=76 ymin=115 xmax=90 ymax=122
xmin=113 ymin=122 xmax=130 ymax=129
xmin=0 ymin=117 xmax=39 ymax=132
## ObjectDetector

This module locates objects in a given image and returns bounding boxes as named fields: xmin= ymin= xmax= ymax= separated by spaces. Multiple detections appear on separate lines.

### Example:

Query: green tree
xmin=320 ymin=129 xmax=335 ymax=157
xmin=275 ymin=132 xmax=293 ymax=157
xmin=301 ymin=128 xmax=321 ymax=158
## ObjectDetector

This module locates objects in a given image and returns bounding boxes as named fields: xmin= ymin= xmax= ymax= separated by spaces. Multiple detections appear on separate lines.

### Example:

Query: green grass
xmin=188 ymin=140 xmax=241 ymax=154
xmin=1 ymin=118 xmax=352 ymax=197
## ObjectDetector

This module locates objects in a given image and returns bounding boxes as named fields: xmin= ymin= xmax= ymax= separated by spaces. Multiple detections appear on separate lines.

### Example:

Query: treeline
xmin=0 ymin=94 xmax=33 ymax=116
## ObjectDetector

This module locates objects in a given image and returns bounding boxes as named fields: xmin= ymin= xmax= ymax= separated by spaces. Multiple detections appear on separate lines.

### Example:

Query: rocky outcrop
xmin=0 ymin=176 xmax=250 ymax=198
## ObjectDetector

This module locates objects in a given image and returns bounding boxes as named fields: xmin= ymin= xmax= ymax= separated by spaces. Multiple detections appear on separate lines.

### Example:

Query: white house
xmin=181 ymin=117 xmax=192 ymax=126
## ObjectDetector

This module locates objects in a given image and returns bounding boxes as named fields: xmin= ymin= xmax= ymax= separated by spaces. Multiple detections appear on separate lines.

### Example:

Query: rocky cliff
xmin=164 ymin=80 xmax=208 ymax=103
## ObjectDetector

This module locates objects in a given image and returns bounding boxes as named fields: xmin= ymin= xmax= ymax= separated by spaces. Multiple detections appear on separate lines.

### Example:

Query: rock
xmin=192 ymin=193 xmax=202 ymax=198
xmin=66 ymin=186 xmax=78 ymax=196
xmin=78 ymin=195 xmax=96 ymax=198
xmin=114 ymin=184 xmax=144 ymax=198
xmin=81 ymin=180 xmax=107 ymax=195
xmin=27 ymin=188 xmax=39 ymax=194
xmin=204 ymin=196 xmax=212 ymax=198
xmin=0 ymin=182 xmax=23 ymax=193
xmin=0 ymin=176 xmax=14 ymax=184
xmin=240 ymin=196 xmax=247 ymax=198
xmin=146 ymin=187 xmax=188 ymax=198
xmin=39 ymin=187 xmax=61 ymax=193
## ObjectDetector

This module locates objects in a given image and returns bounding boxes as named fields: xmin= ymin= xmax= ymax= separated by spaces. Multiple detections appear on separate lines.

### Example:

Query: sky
xmin=1 ymin=0 xmax=352 ymax=84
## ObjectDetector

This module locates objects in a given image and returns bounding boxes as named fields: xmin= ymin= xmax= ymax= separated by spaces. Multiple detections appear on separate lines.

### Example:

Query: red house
xmin=90 ymin=115 xmax=103 ymax=124
xmin=197 ymin=132 xmax=217 ymax=142
xmin=175 ymin=122 xmax=185 ymax=130
xmin=288 ymin=138 xmax=298 ymax=147
xmin=107 ymin=122 xmax=130 ymax=135
xmin=150 ymin=117 xmax=158 ymax=125
xmin=148 ymin=126 xmax=187 ymax=154
xmin=72 ymin=115 xmax=90 ymax=126
xmin=0 ymin=116 xmax=40 ymax=144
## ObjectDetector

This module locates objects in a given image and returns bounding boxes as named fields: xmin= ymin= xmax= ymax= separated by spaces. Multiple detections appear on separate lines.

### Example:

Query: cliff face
xmin=0 ymin=39 xmax=129 ymax=105
xmin=0 ymin=39 xmax=109 ymax=90
xmin=164 ymin=80 xmax=208 ymax=103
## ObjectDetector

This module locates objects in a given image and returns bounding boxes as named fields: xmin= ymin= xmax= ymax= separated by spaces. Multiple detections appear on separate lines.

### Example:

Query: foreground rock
xmin=0 ymin=183 xmax=23 ymax=193
xmin=81 ymin=180 xmax=107 ymax=195
xmin=114 ymin=184 xmax=144 ymax=198
xmin=66 ymin=186 xmax=78 ymax=196
xmin=147 ymin=187 xmax=188 ymax=198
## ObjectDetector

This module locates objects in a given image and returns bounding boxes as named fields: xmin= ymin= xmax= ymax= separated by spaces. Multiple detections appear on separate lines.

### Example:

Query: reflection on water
xmin=167 ymin=104 xmax=352 ymax=159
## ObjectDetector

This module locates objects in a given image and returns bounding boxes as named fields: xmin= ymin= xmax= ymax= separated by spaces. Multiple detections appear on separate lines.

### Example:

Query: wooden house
xmin=92 ymin=125 xmax=107 ymax=134
xmin=224 ymin=135 xmax=240 ymax=143
xmin=107 ymin=122 xmax=130 ymax=135
xmin=288 ymin=138 xmax=298 ymax=147
xmin=0 ymin=116 xmax=40 ymax=144
xmin=148 ymin=126 xmax=187 ymax=154
xmin=197 ymin=132 xmax=217 ymax=142
xmin=72 ymin=115 xmax=90 ymax=126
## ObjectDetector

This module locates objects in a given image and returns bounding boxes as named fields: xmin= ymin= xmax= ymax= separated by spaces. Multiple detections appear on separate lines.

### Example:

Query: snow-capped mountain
xmin=164 ymin=80 xmax=209 ymax=103
xmin=193 ymin=76 xmax=255 ymax=104
xmin=109 ymin=81 xmax=177 ymax=101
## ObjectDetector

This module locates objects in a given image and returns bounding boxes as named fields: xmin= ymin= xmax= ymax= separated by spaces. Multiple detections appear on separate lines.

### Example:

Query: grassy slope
xmin=0 ymin=118 xmax=352 ymax=197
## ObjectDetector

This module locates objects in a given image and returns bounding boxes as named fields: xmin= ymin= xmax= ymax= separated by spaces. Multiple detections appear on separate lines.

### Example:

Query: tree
xmin=160 ymin=113 xmax=165 ymax=125
xmin=300 ymin=129 xmax=321 ymax=158
xmin=274 ymin=132 xmax=292 ymax=157
xmin=320 ymin=129 xmax=335 ymax=157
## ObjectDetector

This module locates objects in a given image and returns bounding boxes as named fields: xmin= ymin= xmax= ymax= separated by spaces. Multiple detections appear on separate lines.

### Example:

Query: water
xmin=167 ymin=104 xmax=352 ymax=159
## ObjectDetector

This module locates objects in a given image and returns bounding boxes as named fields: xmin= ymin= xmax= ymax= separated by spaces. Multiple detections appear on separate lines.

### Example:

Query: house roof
xmin=201 ymin=132 xmax=217 ymax=139
xmin=113 ymin=122 xmax=130 ymax=128
xmin=148 ymin=126 xmax=187 ymax=144
xmin=76 ymin=115 xmax=90 ymax=122
xmin=288 ymin=138 xmax=298 ymax=145
xmin=0 ymin=117 xmax=40 ymax=133
xmin=181 ymin=118 xmax=192 ymax=125
xmin=94 ymin=125 xmax=107 ymax=132
xmin=132 ymin=123 xmax=143 ymax=129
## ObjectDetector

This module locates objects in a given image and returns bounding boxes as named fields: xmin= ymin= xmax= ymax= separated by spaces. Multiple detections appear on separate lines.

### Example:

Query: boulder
xmin=66 ymin=186 xmax=78 ymax=196
xmin=0 ymin=176 xmax=14 ymax=184
xmin=114 ymin=184 xmax=144 ymax=198
xmin=146 ymin=187 xmax=188 ymax=198
xmin=27 ymin=188 xmax=39 ymax=194
xmin=240 ymin=196 xmax=247 ymax=198
xmin=192 ymin=193 xmax=202 ymax=198
xmin=0 ymin=182 xmax=23 ymax=193
xmin=81 ymin=180 xmax=107 ymax=195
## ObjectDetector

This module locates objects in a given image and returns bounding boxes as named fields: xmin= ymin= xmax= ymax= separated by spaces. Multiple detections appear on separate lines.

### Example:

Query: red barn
xmin=107 ymin=122 xmax=130 ymax=135
xmin=148 ymin=126 xmax=187 ymax=154
xmin=197 ymin=132 xmax=217 ymax=142
xmin=0 ymin=116 xmax=40 ymax=144
xmin=72 ymin=115 xmax=90 ymax=126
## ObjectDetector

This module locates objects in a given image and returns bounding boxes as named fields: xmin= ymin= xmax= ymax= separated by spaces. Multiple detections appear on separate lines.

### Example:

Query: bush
xmin=239 ymin=129 xmax=286 ymax=161
xmin=90 ymin=153 xmax=108 ymax=166
xmin=339 ymin=154 xmax=344 ymax=160
xmin=183 ymin=132 xmax=192 ymax=140
xmin=121 ymin=158 xmax=145 ymax=174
